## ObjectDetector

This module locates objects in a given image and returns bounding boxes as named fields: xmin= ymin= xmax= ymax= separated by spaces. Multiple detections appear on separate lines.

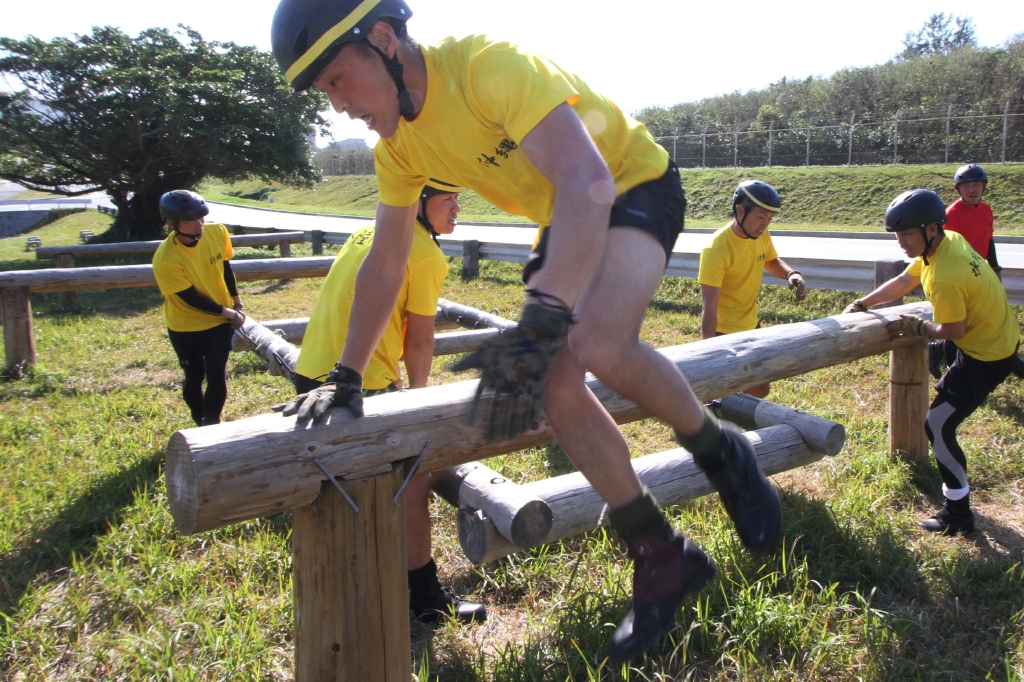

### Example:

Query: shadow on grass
xmin=33 ymin=287 xmax=165 ymax=319
xmin=0 ymin=450 xmax=163 ymax=617
xmin=987 ymin=388 xmax=1024 ymax=427
xmin=649 ymin=296 xmax=702 ymax=317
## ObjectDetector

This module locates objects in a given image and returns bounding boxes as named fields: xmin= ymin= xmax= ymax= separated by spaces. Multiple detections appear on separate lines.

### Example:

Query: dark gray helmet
xmin=159 ymin=190 xmax=209 ymax=223
xmin=272 ymin=0 xmax=412 ymax=93
xmin=953 ymin=163 xmax=987 ymax=185
xmin=732 ymin=180 xmax=782 ymax=214
xmin=884 ymin=189 xmax=947 ymax=232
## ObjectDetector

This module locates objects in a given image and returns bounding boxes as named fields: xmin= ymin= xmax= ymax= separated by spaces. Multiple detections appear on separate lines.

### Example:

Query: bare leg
xmin=403 ymin=473 xmax=432 ymax=570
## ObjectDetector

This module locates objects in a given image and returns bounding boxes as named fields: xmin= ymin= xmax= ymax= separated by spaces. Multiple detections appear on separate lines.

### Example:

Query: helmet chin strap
xmin=174 ymin=228 xmax=202 ymax=248
xmin=921 ymin=227 xmax=933 ymax=266
xmin=365 ymin=42 xmax=415 ymax=119
xmin=735 ymin=205 xmax=759 ymax=240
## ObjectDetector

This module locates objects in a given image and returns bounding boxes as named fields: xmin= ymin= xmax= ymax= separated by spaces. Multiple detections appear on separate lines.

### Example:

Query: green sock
xmin=675 ymin=407 xmax=723 ymax=467
xmin=608 ymin=487 xmax=670 ymax=543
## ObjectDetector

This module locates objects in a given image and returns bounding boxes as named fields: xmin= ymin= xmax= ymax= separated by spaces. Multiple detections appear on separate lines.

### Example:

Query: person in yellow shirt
xmin=285 ymin=179 xmax=486 ymax=625
xmin=272 ymin=0 xmax=782 ymax=661
xmin=152 ymin=190 xmax=246 ymax=427
xmin=843 ymin=189 xmax=1021 ymax=536
xmin=698 ymin=181 xmax=807 ymax=398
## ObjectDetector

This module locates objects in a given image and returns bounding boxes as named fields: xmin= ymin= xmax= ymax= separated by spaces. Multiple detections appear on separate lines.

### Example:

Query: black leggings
xmin=924 ymin=346 xmax=1015 ymax=499
xmin=168 ymin=325 xmax=235 ymax=426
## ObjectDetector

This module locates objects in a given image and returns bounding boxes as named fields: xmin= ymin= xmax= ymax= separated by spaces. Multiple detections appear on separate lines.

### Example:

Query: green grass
xmin=200 ymin=163 xmax=1024 ymax=234
xmin=1 ymin=212 xmax=1023 ymax=680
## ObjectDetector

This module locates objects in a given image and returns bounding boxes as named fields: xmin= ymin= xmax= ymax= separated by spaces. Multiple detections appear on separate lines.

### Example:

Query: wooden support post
xmin=1 ymin=286 xmax=36 ymax=377
xmin=293 ymin=466 xmax=410 ymax=682
xmin=889 ymin=341 xmax=930 ymax=463
xmin=55 ymin=254 xmax=78 ymax=309
xmin=462 ymin=240 xmax=480 ymax=279
xmin=312 ymin=230 xmax=324 ymax=256
xmin=279 ymin=240 xmax=292 ymax=258
xmin=874 ymin=260 xmax=907 ymax=308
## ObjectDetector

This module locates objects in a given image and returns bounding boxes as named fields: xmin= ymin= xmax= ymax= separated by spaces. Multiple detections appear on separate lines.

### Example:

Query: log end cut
xmin=509 ymin=500 xmax=554 ymax=549
xmin=165 ymin=431 xmax=199 ymax=535
xmin=823 ymin=423 xmax=847 ymax=457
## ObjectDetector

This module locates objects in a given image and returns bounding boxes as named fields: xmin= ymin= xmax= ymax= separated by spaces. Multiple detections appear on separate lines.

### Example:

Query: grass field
xmin=200 ymin=163 xmax=1024 ymax=234
xmin=1 ymin=212 xmax=1023 ymax=680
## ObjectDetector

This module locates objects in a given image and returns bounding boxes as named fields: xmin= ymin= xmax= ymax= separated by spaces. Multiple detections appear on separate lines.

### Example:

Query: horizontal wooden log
xmin=436 ymin=298 xmax=516 ymax=331
xmin=458 ymin=423 xmax=817 ymax=564
xmin=0 ymin=257 xmax=334 ymax=294
xmin=165 ymin=303 xmax=930 ymax=534
xmin=432 ymin=462 xmax=552 ymax=549
xmin=35 ymin=232 xmax=304 ymax=260
xmin=714 ymin=394 xmax=846 ymax=457
xmin=235 ymin=317 xmax=300 ymax=386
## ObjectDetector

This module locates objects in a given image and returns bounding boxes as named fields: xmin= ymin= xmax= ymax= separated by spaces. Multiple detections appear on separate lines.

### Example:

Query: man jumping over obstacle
xmin=272 ymin=0 xmax=781 ymax=662
xmin=153 ymin=190 xmax=246 ymax=427
xmin=844 ymin=189 xmax=1021 ymax=536
xmin=283 ymin=179 xmax=486 ymax=625
xmin=698 ymin=180 xmax=807 ymax=398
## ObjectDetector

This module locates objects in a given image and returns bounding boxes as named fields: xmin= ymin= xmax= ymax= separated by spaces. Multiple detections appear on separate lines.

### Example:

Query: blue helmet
xmin=884 ymin=189 xmax=947 ymax=233
xmin=159 ymin=190 xmax=209 ymax=223
xmin=953 ymin=163 xmax=987 ymax=185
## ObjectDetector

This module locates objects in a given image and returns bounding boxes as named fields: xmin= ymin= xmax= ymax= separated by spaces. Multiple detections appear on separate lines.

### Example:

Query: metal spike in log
xmin=458 ymin=422 xmax=829 ymax=564
xmin=166 ymin=303 xmax=928 ymax=536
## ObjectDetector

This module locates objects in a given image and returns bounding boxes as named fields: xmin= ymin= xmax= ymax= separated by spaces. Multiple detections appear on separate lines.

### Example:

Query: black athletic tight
xmin=180 ymin=348 xmax=230 ymax=425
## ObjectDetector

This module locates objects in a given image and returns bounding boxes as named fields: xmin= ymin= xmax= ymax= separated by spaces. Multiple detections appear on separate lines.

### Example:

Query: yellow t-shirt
xmin=152 ymin=223 xmax=234 ymax=332
xmin=697 ymin=224 xmax=778 ymax=334
xmin=295 ymin=225 xmax=449 ymax=390
xmin=374 ymin=35 xmax=668 ymax=233
xmin=905 ymin=231 xmax=1019 ymax=362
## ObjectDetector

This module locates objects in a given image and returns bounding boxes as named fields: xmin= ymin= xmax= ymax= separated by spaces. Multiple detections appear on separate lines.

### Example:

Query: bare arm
xmin=927 ymin=319 xmax=967 ymax=340
xmin=338 ymin=202 xmax=419 ymax=374
xmin=765 ymin=257 xmax=795 ymax=280
xmin=700 ymin=284 xmax=721 ymax=340
xmin=402 ymin=312 xmax=436 ymax=389
xmin=858 ymin=272 xmax=921 ymax=309
xmin=519 ymin=102 xmax=616 ymax=309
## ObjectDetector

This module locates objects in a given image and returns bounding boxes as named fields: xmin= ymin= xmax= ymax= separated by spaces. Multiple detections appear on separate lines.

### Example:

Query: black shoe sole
xmin=606 ymin=558 xmax=717 ymax=665
xmin=917 ymin=520 xmax=975 ymax=536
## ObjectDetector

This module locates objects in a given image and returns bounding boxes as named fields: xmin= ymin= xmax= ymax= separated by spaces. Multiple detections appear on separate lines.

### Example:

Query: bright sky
xmin=4 ymin=0 xmax=1023 ymax=146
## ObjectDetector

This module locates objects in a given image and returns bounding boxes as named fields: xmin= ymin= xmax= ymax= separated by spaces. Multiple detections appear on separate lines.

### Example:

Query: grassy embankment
xmin=1 ymin=211 xmax=1023 ymax=680
xmin=202 ymin=163 xmax=1024 ymax=233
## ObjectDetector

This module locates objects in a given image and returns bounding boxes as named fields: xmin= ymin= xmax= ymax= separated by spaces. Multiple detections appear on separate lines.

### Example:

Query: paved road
xmin=204 ymin=202 xmax=1024 ymax=268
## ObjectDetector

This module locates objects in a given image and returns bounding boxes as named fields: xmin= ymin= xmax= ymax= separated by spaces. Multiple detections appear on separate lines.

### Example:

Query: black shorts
xmin=934 ymin=345 xmax=1016 ymax=413
xmin=294 ymin=373 xmax=399 ymax=397
xmin=167 ymin=324 xmax=234 ymax=369
xmin=522 ymin=161 xmax=685 ymax=284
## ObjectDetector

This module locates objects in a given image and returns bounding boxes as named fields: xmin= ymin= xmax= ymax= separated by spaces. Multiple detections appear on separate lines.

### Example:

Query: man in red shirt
xmin=932 ymin=164 xmax=1002 ymax=379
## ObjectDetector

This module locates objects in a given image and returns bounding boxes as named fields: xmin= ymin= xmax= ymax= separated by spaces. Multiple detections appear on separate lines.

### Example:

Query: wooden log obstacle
xmin=0 ymin=256 xmax=332 ymax=374
xmin=439 ymin=397 xmax=845 ymax=565
xmin=34 ymin=231 xmax=305 ymax=265
xmin=164 ymin=303 xmax=931 ymax=680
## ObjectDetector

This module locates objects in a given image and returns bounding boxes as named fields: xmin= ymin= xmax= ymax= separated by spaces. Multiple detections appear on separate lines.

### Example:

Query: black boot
xmin=200 ymin=417 xmax=220 ymax=427
xmin=408 ymin=559 xmax=486 ymax=625
xmin=677 ymin=413 xmax=782 ymax=553
xmin=607 ymin=490 xmax=716 ymax=664
xmin=918 ymin=496 xmax=974 ymax=536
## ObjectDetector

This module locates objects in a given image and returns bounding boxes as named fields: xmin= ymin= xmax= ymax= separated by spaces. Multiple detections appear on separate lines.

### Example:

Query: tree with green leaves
xmin=901 ymin=13 xmax=977 ymax=60
xmin=0 ymin=26 xmax=328 ymax=241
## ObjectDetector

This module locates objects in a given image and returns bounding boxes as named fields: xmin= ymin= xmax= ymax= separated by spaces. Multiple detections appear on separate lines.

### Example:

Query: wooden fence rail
xmin=35 ymin=231 xmax=304 ymax=263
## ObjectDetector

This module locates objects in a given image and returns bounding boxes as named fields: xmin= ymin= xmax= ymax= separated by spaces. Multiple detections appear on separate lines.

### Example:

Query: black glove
xmin=843 ymin=300 xmax=868 ymax=314
xmin=281 ymin=364 xmax=364 ymax=424
xmin=450 ymin=294 xmax=573 ymax=442
xmin=229 ymin=310 xmax=246 ymax=331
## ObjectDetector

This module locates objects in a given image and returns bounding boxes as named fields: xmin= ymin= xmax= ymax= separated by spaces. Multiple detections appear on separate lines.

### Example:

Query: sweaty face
xmin=313 ymin=45 xmax=401 ymax=138
xmin=956 ymin=181 xmax=985 ymax=206
xmin=424 ymin=193 xmax=461 ymax=235
xmin=735 ymin=205 xmax=775 ymax=238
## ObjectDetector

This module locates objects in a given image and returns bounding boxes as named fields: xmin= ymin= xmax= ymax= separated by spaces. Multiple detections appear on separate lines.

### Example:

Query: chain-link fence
xmin=651 ymin=103 xmax=1024 ymax=168
xmin=315 ymin=148 xmax=374 ymax=176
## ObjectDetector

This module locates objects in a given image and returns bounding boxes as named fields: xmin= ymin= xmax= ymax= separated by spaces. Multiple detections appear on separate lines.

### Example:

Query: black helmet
xmin=884 ymin=189 xmax=947 ymax=233
xmin=953 ymin=163 xmax=987 ymax=185
xmin=159 ymin=190 xmax=209 ymax=223
xmin=731 ymin=180 xmax=781 ymax=239
xmin=272 ymin=0 xmax=413 ymax=96
xmin=418 ymin=178 xmax=465 ymax=240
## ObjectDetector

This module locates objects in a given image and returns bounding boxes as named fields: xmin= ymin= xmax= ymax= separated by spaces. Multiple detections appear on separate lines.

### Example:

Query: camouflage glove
xmin=887 ymin=313 xmax=932 ymax=340
xmin=843 ymin=299 xmax=868 ymax=314
xmin=450 ymin=294 xmax=573 ymax=442
xmin=787 ymin=270 xmax=807 ymax=302
xmin=281 ymin=364 xmax=364 ymax=424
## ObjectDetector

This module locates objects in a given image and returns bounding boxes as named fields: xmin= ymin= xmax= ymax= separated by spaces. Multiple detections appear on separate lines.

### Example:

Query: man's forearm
xmin=860 ymin=275 xmax=918 ymax=308
xmin=764 ymin=258 xmax=792 ymax=280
